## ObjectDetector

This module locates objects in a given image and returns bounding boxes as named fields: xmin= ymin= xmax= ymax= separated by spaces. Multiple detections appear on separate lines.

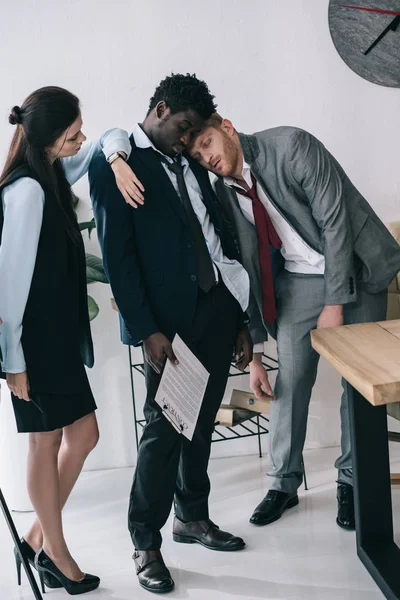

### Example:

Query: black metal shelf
xmin=129 ymin=348 xmax=277 ymax=452
xmin=128 ymin=346 xmax=307 ymax=489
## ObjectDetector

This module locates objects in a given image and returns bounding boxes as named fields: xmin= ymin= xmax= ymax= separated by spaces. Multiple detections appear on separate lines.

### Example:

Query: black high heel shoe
xmin=35 ymin=548 xmax=100 ymax=596
xmin=14 ymin=538 xmax=62 ymax=589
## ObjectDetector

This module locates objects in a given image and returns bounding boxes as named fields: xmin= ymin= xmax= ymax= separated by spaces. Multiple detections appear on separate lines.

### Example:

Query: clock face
xmin=329 ymin=1 xmax=400 ymax=87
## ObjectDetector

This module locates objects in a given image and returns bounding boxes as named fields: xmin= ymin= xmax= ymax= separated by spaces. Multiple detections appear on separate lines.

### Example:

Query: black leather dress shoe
xmin=133 ymin=550 xmax=174 ymax=594
xmin=172 ymin=517 xmax=246 ymax=551
xmin=336 ymin=483 xmax=355 ymax=531
xmin=250 ymin=490 xmax=299 ymax=526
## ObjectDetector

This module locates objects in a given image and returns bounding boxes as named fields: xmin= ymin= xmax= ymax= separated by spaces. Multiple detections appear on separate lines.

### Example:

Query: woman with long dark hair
xmin=0 ymin=86 xmax=142 ymax=595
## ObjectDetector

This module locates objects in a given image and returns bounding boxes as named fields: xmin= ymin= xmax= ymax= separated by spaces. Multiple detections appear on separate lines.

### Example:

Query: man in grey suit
xmin=189 ymin=114 xmax=400 ymax=530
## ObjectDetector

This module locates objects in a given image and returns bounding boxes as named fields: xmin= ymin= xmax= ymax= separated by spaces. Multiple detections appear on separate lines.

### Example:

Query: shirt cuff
xmin=253 ymin=343 xmax=264 ymax=354
xmin=0 ymin=343 xmax=26 ymax=374
xmin=102 ymin=133 xmax=132 ymax=162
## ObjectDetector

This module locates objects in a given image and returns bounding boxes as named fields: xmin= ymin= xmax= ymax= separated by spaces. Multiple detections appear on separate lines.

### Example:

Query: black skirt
xmin=11 ymin=362 xmax=97 ymax=433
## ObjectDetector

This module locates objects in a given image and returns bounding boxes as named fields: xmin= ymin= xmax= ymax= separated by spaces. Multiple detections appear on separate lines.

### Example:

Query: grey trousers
xmin=267 ymin=270 xmax=388 ymax=495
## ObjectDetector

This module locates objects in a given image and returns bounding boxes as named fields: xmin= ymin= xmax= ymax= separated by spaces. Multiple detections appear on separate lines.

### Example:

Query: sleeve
xmin=213 ymin=178 xmax=268 ymax=344
xmin=288 ymin=130 xmax=356 ymax=305
xmin=247 ymin=289 xmax=268 ymax=346
xmin=236 ymin=308 xmax=250 ymax=334
xmin=253 ymin=342 xmax=264 ymax=353
xmin=62 ymin=128 xmax=131 ymax=186
xmin=0 ymin=178 xmax=45 ymax=373
xmin=89 ymin=155 xmax=159 ymax=346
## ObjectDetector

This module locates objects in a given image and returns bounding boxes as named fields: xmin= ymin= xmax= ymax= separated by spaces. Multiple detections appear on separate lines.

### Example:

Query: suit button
xmin=188 ymin=242 xmax=192 ymax=248
xmin=190 ymin=274 xmax=197 ymax=282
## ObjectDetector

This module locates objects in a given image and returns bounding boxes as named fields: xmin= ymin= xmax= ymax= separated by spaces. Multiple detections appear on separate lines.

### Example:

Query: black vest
xmin=0 ymin=167 xmax=93 ymax=393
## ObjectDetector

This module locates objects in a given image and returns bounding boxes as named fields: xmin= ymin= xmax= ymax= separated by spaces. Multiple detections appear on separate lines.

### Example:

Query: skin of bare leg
xmin=26 ymin=413 xmax=99 ymax=581
xmin=24 ymin=413 xmax=99 ymax=552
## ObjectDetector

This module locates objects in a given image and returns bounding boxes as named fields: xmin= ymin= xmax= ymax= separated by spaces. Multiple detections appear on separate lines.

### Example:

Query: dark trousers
xmin=128 ymin=281 xmax=239 ymax=550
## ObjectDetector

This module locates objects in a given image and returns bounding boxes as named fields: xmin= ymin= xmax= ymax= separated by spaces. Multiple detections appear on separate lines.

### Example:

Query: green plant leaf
xmin=72 ymin=192 xmax=79 ymax=211
xmin=79 ymin=218 xmax=96 ymax=239
xmin=87 ymin=295 xmax=99 ymax=321
xmin=86 ymin=253 xmax=108 ymax=284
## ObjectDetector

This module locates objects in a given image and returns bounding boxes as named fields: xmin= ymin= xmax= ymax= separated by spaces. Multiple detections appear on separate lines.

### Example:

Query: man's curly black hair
xmin=147 ymin=73 xmax=217 ymax=119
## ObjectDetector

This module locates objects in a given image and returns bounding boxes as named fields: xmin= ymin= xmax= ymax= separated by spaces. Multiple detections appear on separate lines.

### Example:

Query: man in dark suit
xmin=89 ymin=75 xmax=252 ymax=595
xmin=189 ymin=114 xmax=400 ymax=532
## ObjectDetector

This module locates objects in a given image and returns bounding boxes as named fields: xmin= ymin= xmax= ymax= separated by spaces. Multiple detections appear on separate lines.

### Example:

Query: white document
xmin=155 ymin=335 xmax=210 ymax=441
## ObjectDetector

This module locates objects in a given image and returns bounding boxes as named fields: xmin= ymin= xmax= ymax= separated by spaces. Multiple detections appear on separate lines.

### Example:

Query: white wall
xmin=1 ymin=0 xmax=399 ymax=470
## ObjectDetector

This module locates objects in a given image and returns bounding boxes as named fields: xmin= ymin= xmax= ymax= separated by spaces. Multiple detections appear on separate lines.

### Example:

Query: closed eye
xmin=68 ymin=130 xmax=81 ymax=142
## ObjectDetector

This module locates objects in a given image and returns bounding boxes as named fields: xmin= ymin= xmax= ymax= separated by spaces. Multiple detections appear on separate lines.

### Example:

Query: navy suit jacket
xmin=89 ymin=136 xmax=245 ymax=346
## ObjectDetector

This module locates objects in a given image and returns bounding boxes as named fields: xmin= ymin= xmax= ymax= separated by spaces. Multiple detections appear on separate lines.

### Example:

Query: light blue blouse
xmin=0 ymin=129 xmax=131 ymax=373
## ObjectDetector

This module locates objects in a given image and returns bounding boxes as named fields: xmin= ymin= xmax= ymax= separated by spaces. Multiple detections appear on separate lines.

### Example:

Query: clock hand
xmin=363 ymin=14 xmax=400 ymax=54
xmin=339 ymin=5 xmax=400 ymax=16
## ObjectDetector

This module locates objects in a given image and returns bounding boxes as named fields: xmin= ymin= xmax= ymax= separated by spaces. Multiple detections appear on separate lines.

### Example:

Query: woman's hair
xmin=0 ymin=86 xmax=81 ymax=241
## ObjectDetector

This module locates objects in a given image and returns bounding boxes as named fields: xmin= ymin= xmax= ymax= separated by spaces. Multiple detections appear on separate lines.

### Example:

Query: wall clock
xmin=329 ymin=1 xmax=400 ymax=87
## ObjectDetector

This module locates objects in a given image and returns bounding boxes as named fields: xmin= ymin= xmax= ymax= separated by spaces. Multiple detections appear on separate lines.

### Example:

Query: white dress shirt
xmin=224 ymin=161 xmax=325 ymax=352
xmin=0 ymin=129 xmax=132 ymax=373
xmin=224 ymin=161 xmax=325 ymax=275
xmin=133 ymin=124 xmax=250 ymax=313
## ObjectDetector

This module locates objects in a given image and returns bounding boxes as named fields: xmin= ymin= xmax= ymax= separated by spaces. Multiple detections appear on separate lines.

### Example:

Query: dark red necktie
xmin=232 ymin=174 xmax=281 ymax=323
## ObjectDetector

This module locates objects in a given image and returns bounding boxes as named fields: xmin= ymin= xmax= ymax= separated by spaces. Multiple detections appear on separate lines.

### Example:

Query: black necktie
xmin=162 ymin=154 xmax=216 ymax=292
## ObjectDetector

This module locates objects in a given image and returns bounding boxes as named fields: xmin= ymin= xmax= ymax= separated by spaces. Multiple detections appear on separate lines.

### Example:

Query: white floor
xmin=2 ymin=446 xmax=400 ymax=600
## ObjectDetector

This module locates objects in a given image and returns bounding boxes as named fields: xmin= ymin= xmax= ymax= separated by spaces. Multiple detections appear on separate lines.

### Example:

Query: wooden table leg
xmin=347 ymin=382 xmax=400 ymax=600
xmin=0 ymin=488 xmax=43 ymax=600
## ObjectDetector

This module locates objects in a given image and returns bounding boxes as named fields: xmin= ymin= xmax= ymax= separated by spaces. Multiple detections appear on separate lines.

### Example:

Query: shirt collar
xmin=223 ymin=159 xmax=252 ymax=190
xmin=132 ymin=123 xmax=189 ymax=167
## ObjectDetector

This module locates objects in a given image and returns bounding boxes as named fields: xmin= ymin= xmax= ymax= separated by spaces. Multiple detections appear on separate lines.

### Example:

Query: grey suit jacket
xmin=214 ymin=126 xmax=400 ymax=345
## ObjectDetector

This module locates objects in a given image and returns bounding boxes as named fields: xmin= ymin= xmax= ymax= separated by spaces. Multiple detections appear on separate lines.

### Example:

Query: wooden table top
xmin=310 ymin=320 xmax=400 ymax=407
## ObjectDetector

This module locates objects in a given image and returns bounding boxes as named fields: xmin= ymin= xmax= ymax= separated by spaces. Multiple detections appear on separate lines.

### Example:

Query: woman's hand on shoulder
xmin=111 ymin=158 xmax=145 ymax=209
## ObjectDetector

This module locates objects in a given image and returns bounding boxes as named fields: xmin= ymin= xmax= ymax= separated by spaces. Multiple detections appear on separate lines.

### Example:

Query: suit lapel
xmin=220 ymin=180 xmax=257 ymax=243
xmin=129 ymin=134 xmax=188 ymax=225
xmin=129 ymin=136 xmax=230 ymax=244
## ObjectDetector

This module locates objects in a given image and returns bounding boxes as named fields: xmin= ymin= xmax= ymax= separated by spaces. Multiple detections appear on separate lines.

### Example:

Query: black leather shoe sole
xmin=250 ymin=495 xmax=299 ymax=526
xmin=138 ymin=579 xmax=175 ymax=594
xmin=172 ymin=533 xmax=245 ymax=552
xmin=336 ymin=517 xmax=355 ymax=531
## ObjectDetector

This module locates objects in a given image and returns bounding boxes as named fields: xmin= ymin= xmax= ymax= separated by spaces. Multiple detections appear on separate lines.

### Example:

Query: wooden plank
xmin=230 ymin=389 xmax=271 ymax=414
xmin=390 ymin=474 xmax=400 ymax=485
xmin=378 ymin=319 xmax=400 ymax=342
xmin=215 ymin=405 xmax=255 ymax=427
xmin=311 ymin=322 xmax=400 ymax=406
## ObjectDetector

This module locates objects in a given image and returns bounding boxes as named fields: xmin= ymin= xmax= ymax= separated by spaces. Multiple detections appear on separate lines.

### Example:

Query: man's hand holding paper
xmin=154 ymin=335 xmax=210 ymax=441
